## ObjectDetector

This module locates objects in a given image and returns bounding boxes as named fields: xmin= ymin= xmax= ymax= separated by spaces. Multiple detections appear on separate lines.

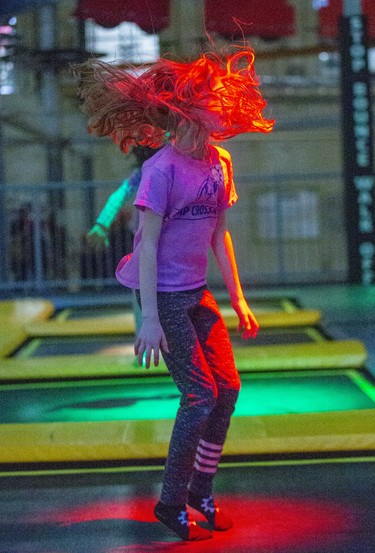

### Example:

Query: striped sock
xmin=193 ymin=439 xmax=223 ymax=475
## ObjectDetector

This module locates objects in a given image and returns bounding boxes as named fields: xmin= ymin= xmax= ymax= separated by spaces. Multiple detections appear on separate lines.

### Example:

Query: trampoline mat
xmin=14 ymin=335 xmax=134 ymax=358
xmin=230 ymin=328 xmax=321 ymax=347
xmin=1 ymin=370 xmax=374 ymax=424
xmin=14 ymin=328 xmax=321 ymax=358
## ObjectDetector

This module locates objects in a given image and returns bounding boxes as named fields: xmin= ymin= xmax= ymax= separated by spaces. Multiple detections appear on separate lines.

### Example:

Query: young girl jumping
xmin=76 ymin=46 xmax=274 ymax=542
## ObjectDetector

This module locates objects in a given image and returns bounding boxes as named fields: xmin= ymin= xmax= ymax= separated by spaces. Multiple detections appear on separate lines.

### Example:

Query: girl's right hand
xmin=134 ymin=319 xmax=169 ymax=368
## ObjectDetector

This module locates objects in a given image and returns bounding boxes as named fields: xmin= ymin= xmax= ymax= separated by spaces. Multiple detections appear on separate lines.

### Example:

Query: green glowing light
xmin=0 ymin=370 xmax=373 ymax=424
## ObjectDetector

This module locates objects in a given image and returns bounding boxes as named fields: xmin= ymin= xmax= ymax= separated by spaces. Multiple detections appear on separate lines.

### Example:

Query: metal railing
xmin=0 ymin=172 xmax=348 ymax=295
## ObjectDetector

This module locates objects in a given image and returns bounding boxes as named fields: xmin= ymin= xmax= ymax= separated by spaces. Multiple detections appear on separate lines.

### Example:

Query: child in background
xmin=87 ymin=146 xmax=158 ymax=249
xmin=76 ymin=46 xmax=274 ymax=542
xmin=87 ymin=146 xmax=160 ymax=333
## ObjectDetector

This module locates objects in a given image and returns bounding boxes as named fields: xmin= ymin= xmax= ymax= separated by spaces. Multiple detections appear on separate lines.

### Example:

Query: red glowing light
xmin=25 ymin=494 xmax=361 ymax=552
xmin=76 ymin=48 xmax=274 ymax=154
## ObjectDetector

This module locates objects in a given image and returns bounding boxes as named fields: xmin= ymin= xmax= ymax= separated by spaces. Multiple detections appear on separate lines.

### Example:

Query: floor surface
xmin=0 ymin=283 xmax=374 ymax=552
xmin=0 ymin=461 xmax=374 ymax=553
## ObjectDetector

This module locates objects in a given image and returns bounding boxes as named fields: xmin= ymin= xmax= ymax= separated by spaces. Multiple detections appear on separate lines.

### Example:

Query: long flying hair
xmin=74 ymin=46 xmax=274 ymax=153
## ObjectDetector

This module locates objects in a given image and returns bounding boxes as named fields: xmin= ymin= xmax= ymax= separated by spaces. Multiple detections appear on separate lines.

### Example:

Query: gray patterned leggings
xmin=137 ymin=286 xmax=241 ymax=505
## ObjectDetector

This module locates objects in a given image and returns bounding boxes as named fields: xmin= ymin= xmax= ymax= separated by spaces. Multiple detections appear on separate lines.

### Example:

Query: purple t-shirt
xmin=116 ymin=144 xmax=238 ymax=291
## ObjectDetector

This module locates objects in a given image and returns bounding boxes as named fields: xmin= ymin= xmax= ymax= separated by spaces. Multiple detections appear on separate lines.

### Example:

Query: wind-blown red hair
xmin=74 ymin=47 xmax=274 ymax=153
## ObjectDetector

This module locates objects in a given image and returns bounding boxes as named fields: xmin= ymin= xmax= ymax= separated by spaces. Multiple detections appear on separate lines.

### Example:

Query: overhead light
xmin=0 ymin=17 xmax=17 ymax=94
xmin=312 ymin=0 xmax=329 ymax=9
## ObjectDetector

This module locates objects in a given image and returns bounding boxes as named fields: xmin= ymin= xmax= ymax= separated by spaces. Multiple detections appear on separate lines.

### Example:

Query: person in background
xmin=87 ymin=146 xmax=161 ymax=333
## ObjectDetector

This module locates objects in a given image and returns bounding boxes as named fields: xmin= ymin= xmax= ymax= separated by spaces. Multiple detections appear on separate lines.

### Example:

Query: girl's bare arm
xmin=135 ymin=208 xmax=169 ymax=367
xmin=211 ymin=210 xmax=259 ymax=339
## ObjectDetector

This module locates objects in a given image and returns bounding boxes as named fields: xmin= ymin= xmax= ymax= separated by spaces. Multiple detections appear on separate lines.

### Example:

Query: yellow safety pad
xmin=0 ymin=300 xmax=54 ymax=358
xmin=223 ymin=309 xmax=321 ymax=330
xmin=226 ymin=410 xmax=375 ymax=455
xmin=0 ymin=327 xmax=28 ymax=358
xmin=0 ymin=409 xmax=373 ymax=463
xmin=0 ymin=354 xmax=166 ymax=380
xmin=0 ymin=299 xmax=54 ymax=324
xmin=235 ymin=340 xmax=368 ymax=372
xmin=0 ymin=339 xmax=366 ymax=381
xmin=24 ymin=313 xmax=135 ymax=337
xmin=24 ymin=309 xmax=321 ymax=337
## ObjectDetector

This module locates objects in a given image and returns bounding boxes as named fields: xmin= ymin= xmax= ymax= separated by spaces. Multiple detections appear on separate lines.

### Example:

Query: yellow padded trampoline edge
xmin=0 ymin=410 xmax=374 ymax=463
xmin=23 ymin=309 xmax=322 ymax=337
xmin=0 ymin=339 xmax=367 ymax=380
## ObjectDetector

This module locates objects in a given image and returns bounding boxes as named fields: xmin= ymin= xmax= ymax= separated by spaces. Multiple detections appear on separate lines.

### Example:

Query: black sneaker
xmin=154 ymin=501 xmax=213 ymax=541
xmin=187 ymin=493 xmax=233 ymax=531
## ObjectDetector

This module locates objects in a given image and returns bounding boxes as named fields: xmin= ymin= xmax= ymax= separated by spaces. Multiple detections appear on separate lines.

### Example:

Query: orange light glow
xmin=76 ymin=47 xmax=274 ymax=153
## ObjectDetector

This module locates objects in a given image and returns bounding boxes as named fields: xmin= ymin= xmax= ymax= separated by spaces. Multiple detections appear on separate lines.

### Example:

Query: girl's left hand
xmin=232 ymin=298 xmax=259 ymax=340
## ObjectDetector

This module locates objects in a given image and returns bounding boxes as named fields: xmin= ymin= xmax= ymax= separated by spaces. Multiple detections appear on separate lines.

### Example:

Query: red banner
xmin=204 ymin=0 xmax=295 ymax=39
xmin=319 ymin=0 xmax=375 ymax=39
xmin=73 ymin=0 xmax=170 ymax=32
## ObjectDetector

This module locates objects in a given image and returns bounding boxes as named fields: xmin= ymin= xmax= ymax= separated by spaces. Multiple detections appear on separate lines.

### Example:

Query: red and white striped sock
xmin=193 ymin=439 xmax=223 ymax=476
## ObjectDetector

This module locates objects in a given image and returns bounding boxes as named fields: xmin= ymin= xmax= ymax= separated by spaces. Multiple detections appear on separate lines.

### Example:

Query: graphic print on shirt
xmin=174 ymin=164 xmax=224 ymax=220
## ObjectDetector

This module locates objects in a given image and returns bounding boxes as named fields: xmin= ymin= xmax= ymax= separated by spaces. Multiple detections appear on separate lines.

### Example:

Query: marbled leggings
xmin=137 ymin=286 xmax=241 ymax=505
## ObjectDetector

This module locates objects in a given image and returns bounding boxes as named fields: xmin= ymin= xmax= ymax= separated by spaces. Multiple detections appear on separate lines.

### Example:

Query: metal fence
xmin=0 ymin=172 xmax=348 ymax=295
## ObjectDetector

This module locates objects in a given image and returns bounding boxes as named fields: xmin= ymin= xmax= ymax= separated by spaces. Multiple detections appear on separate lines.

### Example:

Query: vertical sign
xmin=339 ymin=14 xmax=375 ymax=284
